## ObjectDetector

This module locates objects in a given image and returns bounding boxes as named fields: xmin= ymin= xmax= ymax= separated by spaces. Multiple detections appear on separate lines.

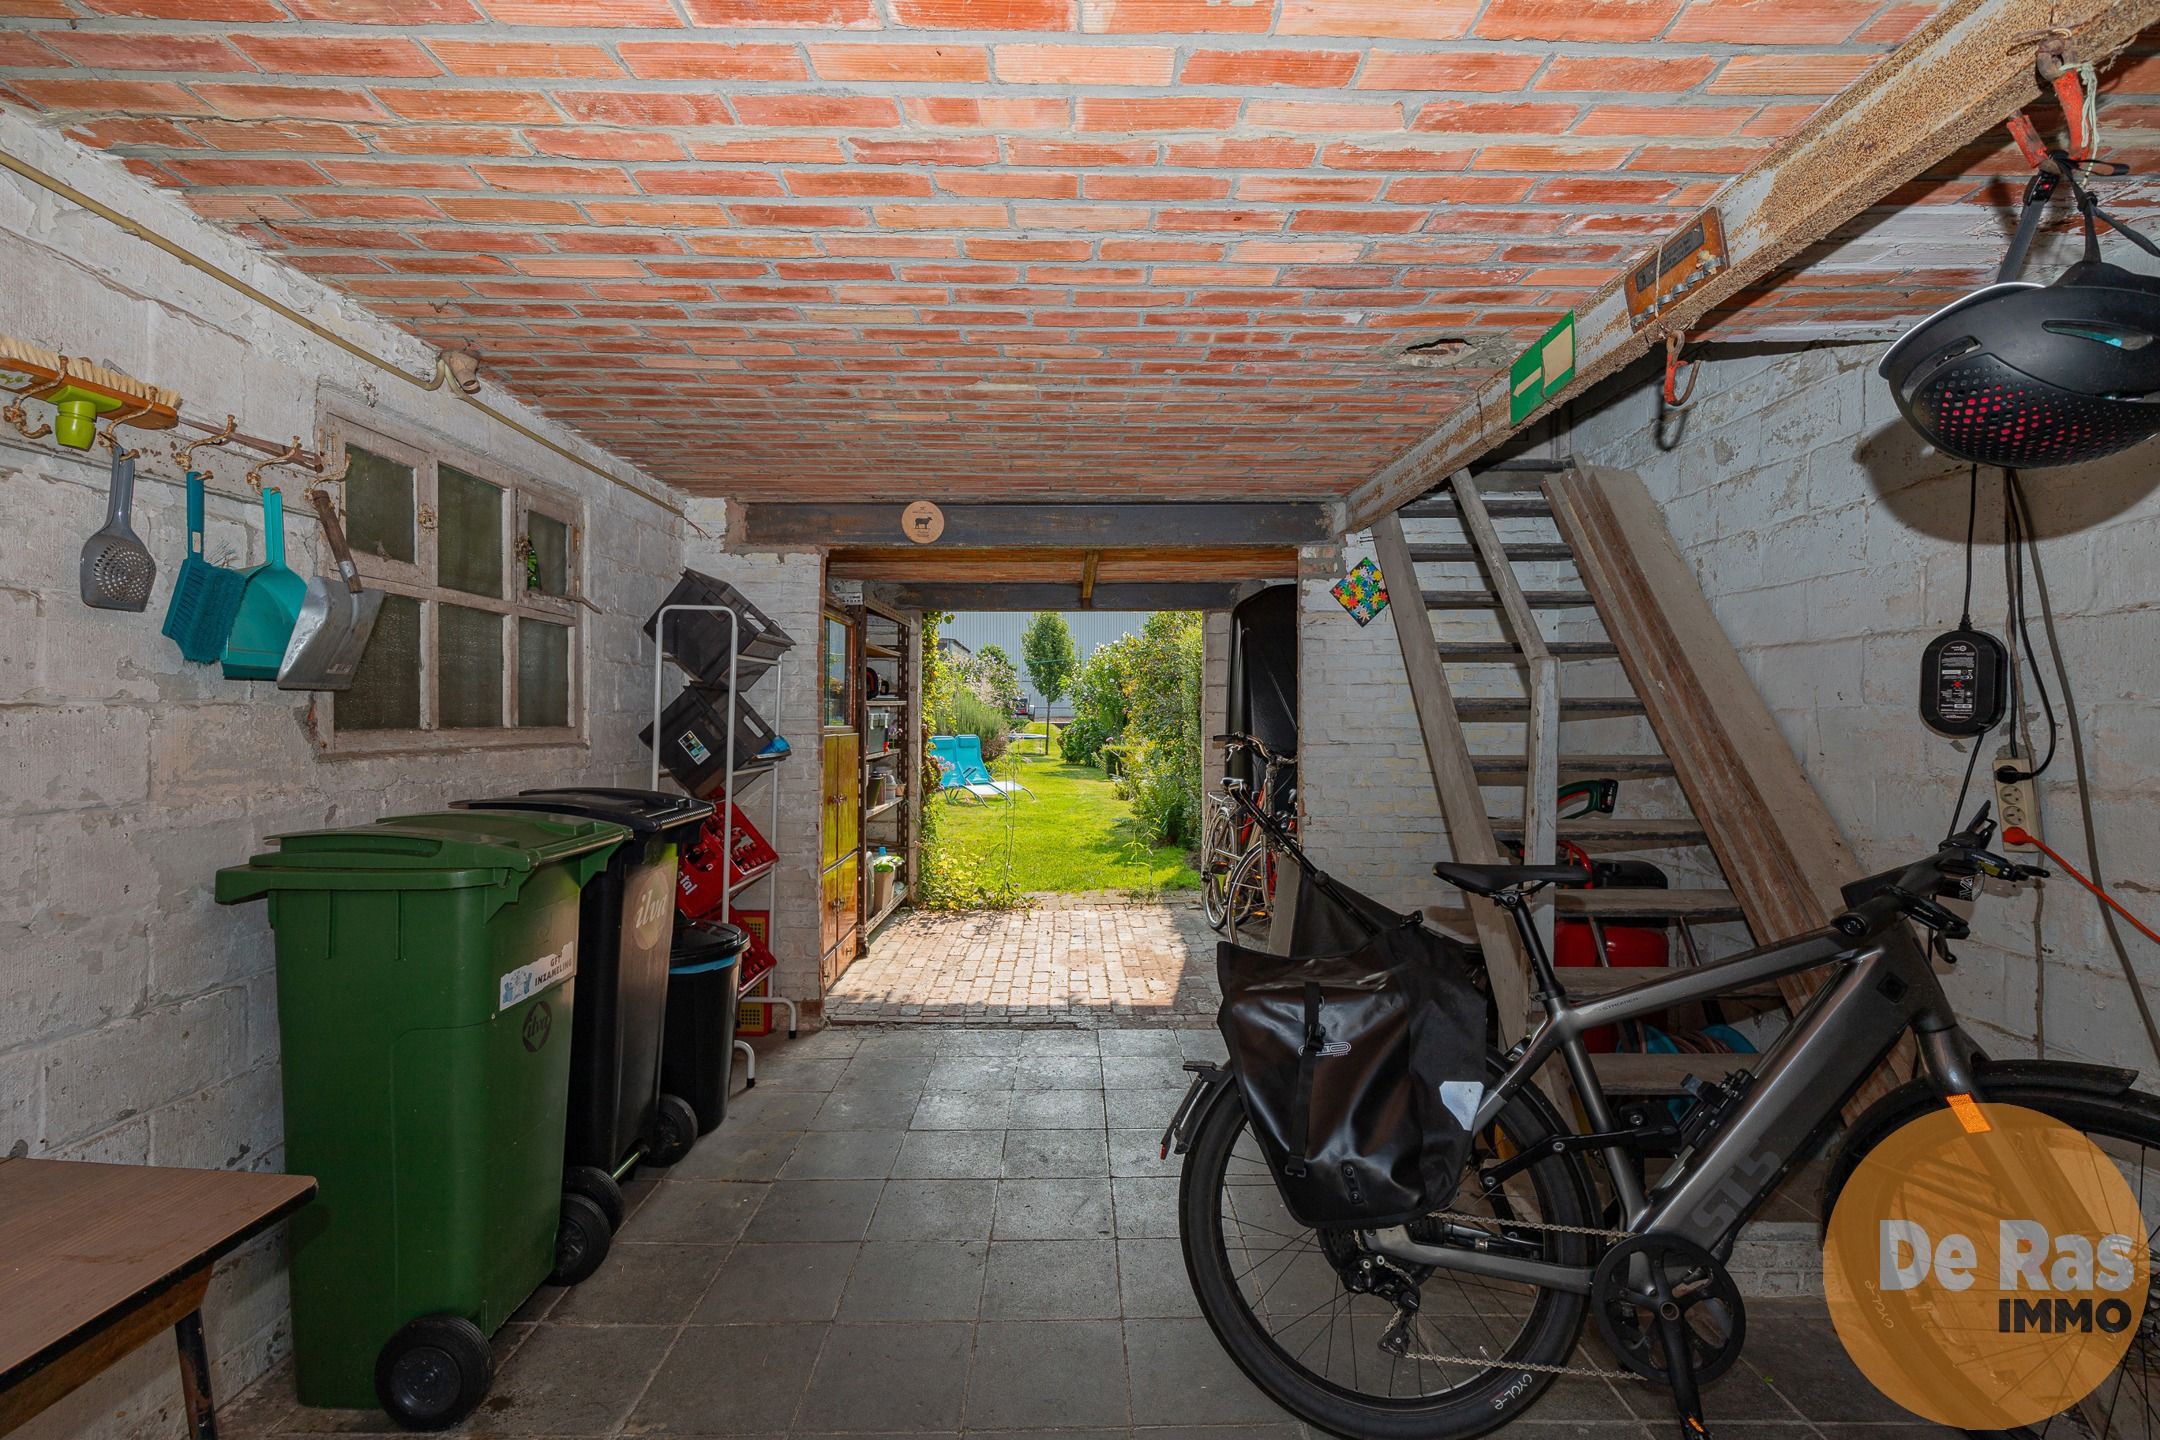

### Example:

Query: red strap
xmin=2004 ymin=112 xmax=2048 ymax=169
xmin=2052 ymin=67 xmax=2095 ymax=162
xmin=2001 ymin=828 xmax=2160 ymax=947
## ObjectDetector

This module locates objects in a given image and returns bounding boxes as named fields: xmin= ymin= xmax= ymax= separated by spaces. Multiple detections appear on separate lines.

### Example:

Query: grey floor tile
xmin=892 ymin=1129 xmax=1006 ymax=1179
xmin=1125 ymin=1318 xmax=1297 ymax=1427
xmin=939 ymin=1029 xmax=1028 ymax=1055
xmin=670 ymin=1128 xmax=801 ymax=1183
xmin=695 ymin=1242 xmax=859 ymax=1323
xmin=797 ymin=1322 xmax=973 ymax=1432
xmin=1112 ymin=1176 xmax=1180 ymax=1239
xmin=994 ymin=1178 xmax=1116 ymax=1240
xmin=1101 ymin=1055 xmax=1188 ymax=1089
xmin=1109 ymin=1128 xmax=1180 ymax=1179
xmin=1130 ymin=1428 xmax=1304 ymax=1439
xmin=725 ymin=1088 xmax=828 ymax=1131
xmin=1098 ymin=1029 xmax=1184 ymax=1057
xmin=838 ymin=1239 xmax=987 ymax=1322
xmin=981 ymin=1239 xmax=1122 ymax=1319
xmin=740 ymin=1178 xmax=886 ymax=1244
xmin=618 ymin=1180 xmax=767 ymax=1246
xmin=1118 ymin=1238 xmax=1200 ymax=1317
xmin=1105 ymin=1089 xmax=1189 ymax=1132
xmin=1012 ymin=1055 xmax=1106 ymax=1091
xmin=851 ymin=1030 xmax=942 ymax=1058
xmin=466 ymin=1322 xmax=668 ymax=1436
xmin=549 ymin=1241 xmax=725 ymax=1325
xmin=928 ymin=1055 xmax=1020 ymax=1091
xmin=782 ymin=1128 xmax=904 ymax=1180
xmin=1726 ymin=1316 xmax=1902 ymax=1422
xmin=838 ymin=1054 xmax=936 ymax=1090
xmin=1174 ymin=1031 xmax=1229 ymax=1062
xmin=626 ymin=1322 xmax=826 ymax=1435
xmin=1010 ymin=1089 xmax=1107 ymax=1130
xmin=787 ymin=1027 xmax=861 ymax=1057
xmin=966 ymin=1321 xmax=1131 ymax=1430
xmin=868 ymin=1178 xmax=998 ymax=1240
xmin=811 ymin=1086 xmax=922 ymax=1131
xmin=1003 ymin=1128 xmax=1111 ymax=1178
xmin=913 ymin=1090 xmax=1015 ymax=1131
xmin=753 ymin=1056 xmax=851 ymax=1092
xmin=1017 ymin=1030 xmax=1102 ymax=1058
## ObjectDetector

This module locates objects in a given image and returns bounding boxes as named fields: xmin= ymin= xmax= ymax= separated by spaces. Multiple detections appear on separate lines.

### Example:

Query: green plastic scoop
xmin=222 ymin=487 xmax=307 ymax=681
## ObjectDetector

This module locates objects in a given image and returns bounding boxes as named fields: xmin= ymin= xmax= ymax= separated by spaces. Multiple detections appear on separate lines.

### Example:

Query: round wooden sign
xmin=901 ymin=500 xmax=945 ymax=545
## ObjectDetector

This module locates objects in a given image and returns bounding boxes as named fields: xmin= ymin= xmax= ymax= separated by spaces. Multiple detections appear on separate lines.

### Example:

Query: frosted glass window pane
xmin=440 ymin=604 xmax=503 ymax=728
xmin=518 ymin=619 xmax=570 ymax=728
xmin=526 ymin=513 xmax=569 ymax=597
xmin=344 ymin=445 xmax=414 ymax=566
xmin=339 ymin=593 xmax=421 ymax=731
xmin=438 ymin=464 xmax=502 ymax=598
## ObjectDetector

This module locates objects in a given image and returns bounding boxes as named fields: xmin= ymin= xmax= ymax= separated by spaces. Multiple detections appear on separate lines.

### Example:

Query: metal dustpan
xmin=279 ymin=489 xmax=383 ymax=691
xmin=222 ymin=487 xmax=308 ymax=681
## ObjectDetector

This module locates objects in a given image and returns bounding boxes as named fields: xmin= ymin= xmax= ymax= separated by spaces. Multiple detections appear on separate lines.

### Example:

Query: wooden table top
xmin=0 ymin=1159 xmax=316 ymax=1387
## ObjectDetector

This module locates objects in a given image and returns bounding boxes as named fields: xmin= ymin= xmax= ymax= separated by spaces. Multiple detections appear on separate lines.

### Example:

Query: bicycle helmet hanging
xmin=1878 ymin=163 xmax=2160 ymax=468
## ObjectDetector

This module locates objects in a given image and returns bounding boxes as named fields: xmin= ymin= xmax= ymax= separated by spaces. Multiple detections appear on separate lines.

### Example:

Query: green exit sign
xmin=1509 ymin=312 xmax=1577 ymax=424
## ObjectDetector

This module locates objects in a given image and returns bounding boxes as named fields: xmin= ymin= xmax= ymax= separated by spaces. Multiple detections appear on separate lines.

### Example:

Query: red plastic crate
xmin=676 ymin=801 xmax=779 ymax=920
xmin=733 ymin=910 xmax=778 ymax=1038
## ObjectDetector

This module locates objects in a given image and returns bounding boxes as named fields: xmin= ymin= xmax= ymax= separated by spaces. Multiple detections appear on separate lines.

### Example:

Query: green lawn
xmin=936 ymin=747 xmax=1200 ymax=895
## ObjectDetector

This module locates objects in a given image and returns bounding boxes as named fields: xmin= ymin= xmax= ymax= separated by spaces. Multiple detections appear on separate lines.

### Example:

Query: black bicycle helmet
xmin=1879 ymin=168 xmax=2160 ymax=468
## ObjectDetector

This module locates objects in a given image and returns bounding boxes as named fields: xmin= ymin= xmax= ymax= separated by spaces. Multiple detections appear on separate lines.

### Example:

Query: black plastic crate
xmin=644 ymin=569 xmax=795 ymax=686
xmin=639 ymin=687 xmax=786 ymax=797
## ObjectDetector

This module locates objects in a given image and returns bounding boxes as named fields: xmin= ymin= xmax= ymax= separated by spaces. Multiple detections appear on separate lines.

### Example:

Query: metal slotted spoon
xmin=80 ymin=441 xmax=156 ymax=611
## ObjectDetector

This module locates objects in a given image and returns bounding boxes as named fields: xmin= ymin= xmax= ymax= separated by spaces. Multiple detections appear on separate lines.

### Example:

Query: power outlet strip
xmin=1994 ymin=747 xmax=2039 ymax=850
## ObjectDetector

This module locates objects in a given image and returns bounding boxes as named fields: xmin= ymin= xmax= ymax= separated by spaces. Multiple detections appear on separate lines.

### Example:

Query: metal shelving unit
xmin=856 ymin=600 xmax=915 ymax=944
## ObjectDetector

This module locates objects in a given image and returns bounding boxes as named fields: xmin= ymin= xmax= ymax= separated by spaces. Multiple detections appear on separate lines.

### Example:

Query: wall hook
xmin=303 ymin=448 xmax=353 ymax=499
xmin=3 ymin=400 xmax=51 ymax=442
xmin=96 ymin=420 xmax=141 ymax=461
xmin=1662 ymin=331 xmax=1701 ymax=410
xmin=246 ymin=437 xmax=306 ymax=494
xmin=173 ymin=414 xmax=238 ymax=473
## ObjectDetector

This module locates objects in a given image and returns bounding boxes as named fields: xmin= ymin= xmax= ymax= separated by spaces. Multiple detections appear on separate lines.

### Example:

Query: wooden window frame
xmin=317 ymin=413 xmax=587 ymax=758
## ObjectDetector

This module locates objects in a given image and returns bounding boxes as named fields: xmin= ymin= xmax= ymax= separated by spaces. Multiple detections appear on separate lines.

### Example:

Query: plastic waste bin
xmin=456 ymin=788 xmax=713 ymax=1217
xmin=216 ymin=811 xmax=627 ymax=1430
xmin=665 ymin=917 xmax=749 ymax=1133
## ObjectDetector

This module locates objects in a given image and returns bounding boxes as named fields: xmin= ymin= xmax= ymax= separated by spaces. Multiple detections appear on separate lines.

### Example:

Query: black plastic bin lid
xmin=673 ymin=918 xmax=748 ymax=974
xmin=457 ymin=787 xmax=713 ymax=839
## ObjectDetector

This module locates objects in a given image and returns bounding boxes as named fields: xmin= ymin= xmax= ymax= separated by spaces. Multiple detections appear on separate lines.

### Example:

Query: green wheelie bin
xmin=216 ymin=811 xmax=628 ymax=1431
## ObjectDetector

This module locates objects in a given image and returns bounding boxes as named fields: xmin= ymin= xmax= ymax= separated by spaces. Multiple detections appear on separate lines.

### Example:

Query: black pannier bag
xmin=1218 ymin=899 xmax=1487 ymax=1230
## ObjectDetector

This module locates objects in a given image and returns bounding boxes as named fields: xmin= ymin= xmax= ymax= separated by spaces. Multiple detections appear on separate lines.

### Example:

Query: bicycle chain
xmin=1389 ymin=1210 xmax=1649 ymax=1382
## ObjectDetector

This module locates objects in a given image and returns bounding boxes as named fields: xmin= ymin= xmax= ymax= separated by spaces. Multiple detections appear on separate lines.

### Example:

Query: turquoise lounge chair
xmin=955 ymin=733 xmax=1034 ymax=800
xmin=930 ymin=734 xmax=1001 ymax=803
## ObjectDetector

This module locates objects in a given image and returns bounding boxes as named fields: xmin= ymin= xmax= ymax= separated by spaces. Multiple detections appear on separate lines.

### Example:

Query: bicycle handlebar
xmin=1831 ymin=803 xmax=2049 ymax=940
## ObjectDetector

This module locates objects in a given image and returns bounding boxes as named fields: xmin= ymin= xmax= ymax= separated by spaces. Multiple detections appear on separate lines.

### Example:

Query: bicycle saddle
xmin=1432 ymin=861 xmax=1592 ymax=896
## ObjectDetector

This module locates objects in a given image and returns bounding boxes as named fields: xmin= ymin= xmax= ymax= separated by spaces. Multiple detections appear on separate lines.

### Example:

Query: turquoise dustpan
xmin=222 ymin=488 xmax=307 ymax=681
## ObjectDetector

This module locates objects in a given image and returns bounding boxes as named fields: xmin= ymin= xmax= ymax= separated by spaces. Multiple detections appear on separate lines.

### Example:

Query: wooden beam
xmin=1343 ymin=0 xmax=2160 ymax=530
xmin=826 ymin=546 xmax=1297 ymax=584
xmin=886 ymin=581 xmax=1248 ymax=611
xmin=1546 ymin=467 xmax=1910 ymax=1109
xmin=743 ymin=502 xmax=1332 ymax=549
xmin=1079 ymin=550 xmax=1100 ymax=608
xmin=1370 ymin=515 xmax=1534 ymax=1042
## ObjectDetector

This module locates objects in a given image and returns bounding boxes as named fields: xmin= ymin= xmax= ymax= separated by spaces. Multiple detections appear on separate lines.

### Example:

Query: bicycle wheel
xmin=1826 ymin=1085 xmax=2160 ymax=1440
xmin=1224 ymin=845 xmax=1272 ymax=949
xmin=1179 ymin=1078 xmax=1593 ymax=1440
xmin=1203 ymin=807 xmax=1239 ymax=931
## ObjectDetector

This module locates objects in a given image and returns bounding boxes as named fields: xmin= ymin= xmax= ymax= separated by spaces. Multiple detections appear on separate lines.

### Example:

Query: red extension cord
xmin=2002 ymin=827 xmax=2160 ymax=948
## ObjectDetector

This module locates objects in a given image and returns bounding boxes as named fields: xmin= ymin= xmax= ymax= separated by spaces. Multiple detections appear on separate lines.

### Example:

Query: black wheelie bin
xmin=456 ymin=787 xmax=714 ymax=1226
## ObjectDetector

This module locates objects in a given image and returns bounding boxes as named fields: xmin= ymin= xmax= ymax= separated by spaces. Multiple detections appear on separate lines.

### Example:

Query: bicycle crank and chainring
xmin=1591 ymin=1234 xmax=1747 ymax=1386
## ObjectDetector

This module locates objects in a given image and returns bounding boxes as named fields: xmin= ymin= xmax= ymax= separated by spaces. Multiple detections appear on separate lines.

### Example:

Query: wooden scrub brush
xmin=0 ymin=335 xmax=179 ymax=450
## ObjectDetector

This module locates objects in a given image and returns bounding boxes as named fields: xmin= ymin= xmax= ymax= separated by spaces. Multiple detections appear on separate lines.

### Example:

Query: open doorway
xmin=923 ymin=609 xmax=1205 ymax=903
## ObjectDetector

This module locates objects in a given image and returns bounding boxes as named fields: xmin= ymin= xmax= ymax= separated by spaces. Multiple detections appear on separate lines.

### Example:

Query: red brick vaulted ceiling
xmin=2 ymin=0 xmax=2153 ymax=500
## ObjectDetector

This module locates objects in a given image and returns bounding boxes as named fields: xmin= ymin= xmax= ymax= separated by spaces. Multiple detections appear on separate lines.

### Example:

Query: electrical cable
xmin=2001 ymin=471 xmax=2160 ymax=1069
xmin=2001 ymin=469 xmax=2059 ymax=781
xmin=1940 ymin=463 xmax=1989 ymax=839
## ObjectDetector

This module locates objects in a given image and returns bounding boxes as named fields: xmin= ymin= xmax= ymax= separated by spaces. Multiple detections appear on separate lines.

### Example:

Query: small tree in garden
xmin=1020 ymin=612 xmax=1077 ymax=752
xmin=964 ymin=644 xmax=1025 ymax=717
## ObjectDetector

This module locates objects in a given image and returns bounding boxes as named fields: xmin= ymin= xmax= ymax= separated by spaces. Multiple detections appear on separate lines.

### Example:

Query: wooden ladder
xmin=1374 ymin=463 xmax=1906 ymax=1107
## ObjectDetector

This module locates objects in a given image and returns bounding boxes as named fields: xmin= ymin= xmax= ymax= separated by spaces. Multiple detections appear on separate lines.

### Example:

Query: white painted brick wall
xmin=0 ymin=116 xmax=697 ymax=1440
xmin=1569 ymin=342 xmax=2160 ymax=1070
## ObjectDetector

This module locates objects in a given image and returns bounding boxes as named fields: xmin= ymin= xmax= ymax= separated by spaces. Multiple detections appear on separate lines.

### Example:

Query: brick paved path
xmin=827 ymin=892 xmax=1220 ymax=1026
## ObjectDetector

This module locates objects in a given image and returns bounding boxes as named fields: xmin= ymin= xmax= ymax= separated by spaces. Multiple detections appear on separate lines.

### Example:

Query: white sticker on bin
xmin=499 ymin=942 xmax=577 ymax=1012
